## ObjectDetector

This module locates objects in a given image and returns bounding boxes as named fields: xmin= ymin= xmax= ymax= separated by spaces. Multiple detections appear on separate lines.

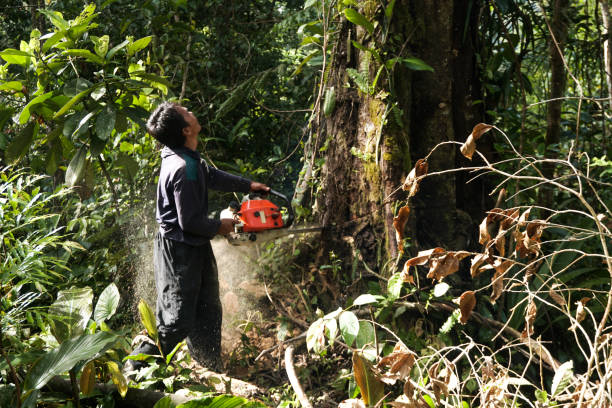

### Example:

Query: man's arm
xmin=173 ymin=168 xmax=222 ymax=239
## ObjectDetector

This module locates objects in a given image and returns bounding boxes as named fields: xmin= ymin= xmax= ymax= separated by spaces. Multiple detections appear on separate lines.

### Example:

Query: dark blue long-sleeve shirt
xmin=156 ymin=146 xmax=251 ymax=245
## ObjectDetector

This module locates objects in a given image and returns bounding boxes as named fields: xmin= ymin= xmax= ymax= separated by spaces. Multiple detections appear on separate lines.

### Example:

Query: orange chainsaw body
xmin=237 ymin=199 xmax=284 ymax=232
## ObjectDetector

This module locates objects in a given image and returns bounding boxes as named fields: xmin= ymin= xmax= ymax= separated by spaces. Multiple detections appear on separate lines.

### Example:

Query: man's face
xmin=178 ymin=106 xmax=201 ymax=138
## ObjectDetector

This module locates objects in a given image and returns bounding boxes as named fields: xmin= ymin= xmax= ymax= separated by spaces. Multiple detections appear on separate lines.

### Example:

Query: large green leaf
xmin=399 ymin=57 xmax=434 ymax=72
xmin=355 ymin=321 xmax=375 ymax=349
xmin=5 ymin=122 xmax=38 ymax=164
xmin=106 ymin=39 xmax=129 ymax=60
xmin=39 ymin=9 xmax=69 ymax=31
xmin=19 ymin=92 xmax=53 ymax=124
xmin=95 ymin=105 xmax=116 ymax=140
xmin=63 ymin=49 xmax=105 ymax=65
xmin=0 ymin=81 xmax=24 ymax=92
xmin=63 ymin=78 xmax=93 ymax=97
xmin=339 ymin=311 xmax=359 ymax=347
xmin=344 ymin=8 xmax=374 ymax=35
xmin=49 ymin=286 xmax=93 ymax=343
xmin=127 ymin=36 xmax=152 ymax=56
xmin=138 ymin=299 xmax=158 ymax=343
xmin=65 ymin=146 xmax=88 ymax=187
xmin=0 ymin=49 xmax=32 ymax=65
xmin=94 ymin=283 xmax=120 ymax=323
xmin=54 ymin=89 xmax=91 ymax=119
xmin=23 ymin=331 xmax=118 ymax=392
xmin=177 ymin=395 xmax=248 ymax=408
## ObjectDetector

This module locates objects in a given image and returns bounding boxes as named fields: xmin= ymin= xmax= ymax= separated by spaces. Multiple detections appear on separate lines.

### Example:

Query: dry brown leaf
xmin=460 ymin=123 xmax=493 ymax=160
xmin=470 ymin=253 xmax=488 ymax=277
xmin=458 ymin=291 xmax=476 ymax=324
xmin=521 ymin=300 xmax=537 ymax=339
xmin=402 ymin=159 xmax=429 ymax=197
xmin=393 ymin=205 xmax=411 ymax=254
xmin=549 ymin=284 xmax=566 ymax=307
xmin=517 ymin=208 xmax=532 ymax=227
xmin=427 ymin=254 xmax=459 ymax=282
xmin=479 ymin=208 xmax=504 ymax=245
xmin=377 ymin=344 xmax=417 ymax=380
xmin=400 ymin=262 xmax=416 ymax=285
xmin=490 ymin=268 xmax=505 ymax=304
xmin=404 ymin=247 xmax=445 ymax=267
xmin=500 ymin=208 xmax=520 ymax=230
xmin=569 ymin=298 xmax=591 ymax=331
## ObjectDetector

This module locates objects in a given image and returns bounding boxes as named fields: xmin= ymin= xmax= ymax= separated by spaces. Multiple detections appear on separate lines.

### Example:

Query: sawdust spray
xmin=129 ymin=228 xmax=266 ymax=355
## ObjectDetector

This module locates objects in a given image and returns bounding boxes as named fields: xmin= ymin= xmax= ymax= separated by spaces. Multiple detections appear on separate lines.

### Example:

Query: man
xmin=130 ymin=102 xmax=269 ymax=371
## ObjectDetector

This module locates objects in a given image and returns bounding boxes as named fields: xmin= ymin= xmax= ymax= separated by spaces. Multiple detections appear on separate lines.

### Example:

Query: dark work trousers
xmin=153 ymin=231 xmax=222 ymax=367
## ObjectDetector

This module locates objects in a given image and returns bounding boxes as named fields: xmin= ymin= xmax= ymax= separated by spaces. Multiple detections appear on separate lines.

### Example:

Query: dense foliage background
xmin=1 ymin=0 xmax=611 ymax=407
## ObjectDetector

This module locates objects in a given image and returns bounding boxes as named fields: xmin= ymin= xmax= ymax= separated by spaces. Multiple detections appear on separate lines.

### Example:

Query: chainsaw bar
xmin=226 ymin=226 xmax=322 ymax=246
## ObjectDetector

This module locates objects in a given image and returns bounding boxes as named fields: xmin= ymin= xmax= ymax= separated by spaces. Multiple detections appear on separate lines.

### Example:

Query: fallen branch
xmin=284 ymin=345 xmax=312 ymax=408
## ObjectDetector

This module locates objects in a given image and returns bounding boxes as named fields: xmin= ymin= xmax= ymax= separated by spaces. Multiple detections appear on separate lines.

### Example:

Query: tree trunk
xmin=311 ymin=1 xmax=483 ymax=297
xmin=600 ymin=0 xmax=611 ymax=154
xmin=542 ymin=0 xmax=569 ymax=208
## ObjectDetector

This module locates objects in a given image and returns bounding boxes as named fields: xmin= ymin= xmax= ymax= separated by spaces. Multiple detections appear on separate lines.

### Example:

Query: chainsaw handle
xmin=269 ymin=189 xmax=294 ymax=228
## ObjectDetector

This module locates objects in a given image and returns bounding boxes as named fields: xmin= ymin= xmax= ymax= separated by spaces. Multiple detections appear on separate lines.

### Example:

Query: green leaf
xmin=63 ymin=78 xmax=93 ymax=97
xmin=422 ymin=394 xmax=435 ymax=408
xmin=0 ymin=81 xmax=24 ymax=92
xmin=116 ymin=153 xmax=138 ymax=180
xmin=63 ymin=49 xmax=105 ymax=65
xmin=54 ymin=89 xmax=91 ymax=119
xmin=177 ymin=395 xmax=248 ymax=408
xmin=96 ymin=105 xmax=116 ymax=140
xmin=65 ymin=146 xmax=88 ymax=187
xmin=106 ymin=39 xmax=129 ymax=60
xmin=90 ymin=86 xmax=106 ymax=101
xmin=23 ymin=331 xmax=118 ymax=391
xmin=0 ymin=49 xmax=32 ymax=66
xmin=19 ymin=92 xmax=53 ymax=124
xmin=323 ymin=87 xmax=336 ymax=116
xmin=94 ymin=283 xmax=120 ymax=323
xmin=39 ymin=9 xmax=69 ymax=31
xmin=347 ymin=68 xmax=370 ymax=94
xmin=306 ymin=318 xmax=325 ymax=353
xmin=138 ymin=299 xmax=158 ymax=343
xmin=339 ymin=311 xmax=359 ymax=347
xmin=387 ymin=272 xmax=403 ymax=300
xmin=385 ymin=0 xmax=397 ymax=18
xmin=107 ymin=361 xmax=128 ymax=397
xmin=63 ymin=111 xmax=88 ymax=137
xmin=291 ymin=50 xmax=319 ymax=77
xmin=344 ymin=8 xmax=374 ymax=35
xmin=400 ymin=57 xmax=434 ymax=72
xmin=49 ymin=286 xmax=93 ymax=343
xmin=153 ymin=397 xmax=176 ymax=408
xmin=72 ymin=111 xmax=94 ymax=137
xmin=355 ymin=321 xmax=375 ymax=349
xmin=91 ymin=35 xmax=110 ymax=57
xmin=353 ymin=294 xmax=379 ymax=306
xmin=5 ymin=122 xmax=37 ymax=164
xmin=551 ymin=361 xmax=573 ymax=396
xmin=127 ymin=36 xmax=152 ymax=56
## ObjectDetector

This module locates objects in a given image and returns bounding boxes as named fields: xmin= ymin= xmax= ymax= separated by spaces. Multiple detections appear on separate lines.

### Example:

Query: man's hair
xmin=146 ymin=102 xmax=188 ymax=148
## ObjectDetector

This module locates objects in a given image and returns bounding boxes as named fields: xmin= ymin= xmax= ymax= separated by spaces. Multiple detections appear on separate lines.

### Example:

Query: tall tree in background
xmin=297 ymin=0 xmax=484 ymax=279
xmin=542 ymin=0 xmax=570 ymax=207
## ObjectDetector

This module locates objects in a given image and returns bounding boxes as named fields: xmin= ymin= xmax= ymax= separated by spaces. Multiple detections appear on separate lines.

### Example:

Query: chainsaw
xmin=223 ymin=189 xmax=321 ymax=246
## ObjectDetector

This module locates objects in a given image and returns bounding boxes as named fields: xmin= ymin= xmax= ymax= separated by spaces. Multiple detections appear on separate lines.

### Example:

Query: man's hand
xmin=217 ymin=218 xmax=238 ymax=235
xmin=250 ymin=182 xmax=270 ymax=194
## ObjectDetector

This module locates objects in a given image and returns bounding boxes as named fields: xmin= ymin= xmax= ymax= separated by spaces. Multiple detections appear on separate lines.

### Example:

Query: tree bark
xmin=312 ymin=1 xmax=483 ymax=297
xmin=542 ymin=0 xmax=569 ymax=208
xmin=600 ymin=0 xmax=612 ymax=153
